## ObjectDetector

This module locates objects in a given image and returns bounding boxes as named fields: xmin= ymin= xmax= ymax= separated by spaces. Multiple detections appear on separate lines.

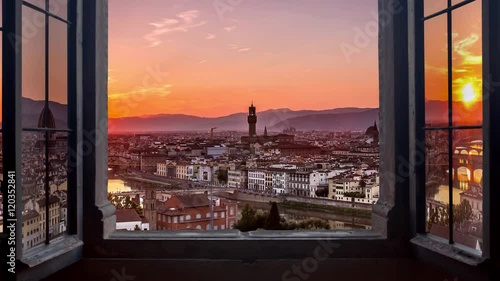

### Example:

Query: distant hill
xmin=268 ymin=109 xmax=379 ymax=131
xmin=108 ymin=107 xmax=377 ymax=133
xmin=21 ymin=98 xmax=68 ymax=129
xmin=13 ymin=99 xmax=480 ymax=133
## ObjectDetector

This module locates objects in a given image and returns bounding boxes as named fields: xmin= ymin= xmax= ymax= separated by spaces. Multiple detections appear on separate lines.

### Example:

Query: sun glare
xmin=461 ymin=83 xmax=477 ymax=105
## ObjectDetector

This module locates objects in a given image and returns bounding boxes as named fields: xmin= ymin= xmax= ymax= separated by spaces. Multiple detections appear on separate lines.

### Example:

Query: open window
xmin=1 ymin=0 xmax=499 ymax=280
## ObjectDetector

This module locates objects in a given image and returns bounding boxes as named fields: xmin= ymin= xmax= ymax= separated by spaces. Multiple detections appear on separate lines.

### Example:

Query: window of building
xmin=417 ymin=0 xmax=483 ymax=254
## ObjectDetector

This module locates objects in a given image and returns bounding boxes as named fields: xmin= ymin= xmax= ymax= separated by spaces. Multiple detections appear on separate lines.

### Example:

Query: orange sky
xmin=0 ymin=0 xmax=483 ymax=121
xmin=107 ymin=0 xmax=380 ymax=118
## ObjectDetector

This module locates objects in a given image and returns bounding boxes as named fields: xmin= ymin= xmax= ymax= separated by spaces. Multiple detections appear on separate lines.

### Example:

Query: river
xmin=107 ymin=178 xmax=371 ymax=230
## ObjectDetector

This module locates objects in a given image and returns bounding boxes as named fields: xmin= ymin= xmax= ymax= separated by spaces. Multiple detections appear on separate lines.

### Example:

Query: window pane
xmin=48 ymin=132 xmax=68 ymax=242
xmin=451 ymin=0 xmax=482 ymax=126
xmin=452 ymin=129 xmax=482 ymax=253
xmin=0 ymin=0 xmax=3 ymax=28
xmin=425 ymin=130 xmax=450 ymax=240
xmin=424 ymin=0 xmax=447 ymax=17
xmin=49 ymin=0 xmax=68 ymax=20
xmin=22 ymin=6 xmax=46 ymax=129
xmin=24 ymin=0 xmax=46 ymax=10
xmin=22 ymin=131 xmax=46 ymax=251
xmin=425 ymin=15 xmax=449 ymax=127
xmin=49 ymin=18 xmax=68 ymax=129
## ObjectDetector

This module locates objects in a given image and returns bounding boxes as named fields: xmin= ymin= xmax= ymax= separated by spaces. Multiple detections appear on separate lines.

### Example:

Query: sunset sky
xmin=2 ymin=0 xmax=483 ymax=121
xmin=107 ymin=0 xmax=380 ymax=118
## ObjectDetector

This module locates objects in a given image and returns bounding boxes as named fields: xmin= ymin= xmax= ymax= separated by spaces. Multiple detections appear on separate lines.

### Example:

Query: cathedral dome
xmin=365 ymin=121 xmax=379 ymax=138
xmin=38 ymin=106 xmax=57 ymax=129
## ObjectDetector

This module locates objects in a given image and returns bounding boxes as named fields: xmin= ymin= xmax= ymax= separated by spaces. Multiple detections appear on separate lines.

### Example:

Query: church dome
xmin=365 ymin=121 xmax=379 ymax=136
xmin=38 ymin=106 xmax=57 ymax=129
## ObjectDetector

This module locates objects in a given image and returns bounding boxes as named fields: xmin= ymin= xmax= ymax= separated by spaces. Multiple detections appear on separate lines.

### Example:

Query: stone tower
xmin=143 ymin=189 xmax=157 ymax=230
xmin=248 ymin=102 xmax=257 ymax=136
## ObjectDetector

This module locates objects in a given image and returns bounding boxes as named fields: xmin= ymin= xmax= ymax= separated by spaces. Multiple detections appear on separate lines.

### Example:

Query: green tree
xmin=217 ymin=169 xmax=229 ymax=184
xmin=315 ymin=188 xmax=328 ymax=197
xmin=359 ymin=180 xmax=367 ymax=188
xmin=233 ymin=204 xmax=258 ymax=232
xmin=264 ymin=202 xmax=282 ymax=230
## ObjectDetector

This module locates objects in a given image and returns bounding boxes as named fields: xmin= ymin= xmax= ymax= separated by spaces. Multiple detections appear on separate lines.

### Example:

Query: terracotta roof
xmin=174 ymin=194 xmax=210 ymax=208
xmin=22 ymin=210 xmax=40 ymax=221
xmin=37 ymin=196 xmax=61 ymax=208
xmin=115 ymin=209 xmax=141 ymax=223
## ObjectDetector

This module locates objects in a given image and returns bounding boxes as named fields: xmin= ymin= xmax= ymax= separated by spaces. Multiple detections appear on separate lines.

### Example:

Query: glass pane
xmin=49 ymin=0 xmax=68 ymax=20
xmin=452 ymin=129 xmax=483 ymax=253
xmin=1 ymin=34 xmax=2 ymax=129
xmin=21 ymin=131 xmax=46 ymax=251
xmin=425 ymin=130 xmax=451 ymax=240
xmin=24 ymin=0 xmax=46 ymax=10
xmin=0 ymin=0 xmax=3 ymax=28
xmin=22 ymin=6 xmax=46 ymax=129
xmin=424 ymin=0 xmax=447 ymax=17
xmin=452 ymin=0 xmax=482 ymax=126
xmin=49 ymin=18 xmax=68 ymax=129
xmin=48 ymin=132 xmax=68 ymax=241
xmin=425 ymin=15 xmax=449 ymax=127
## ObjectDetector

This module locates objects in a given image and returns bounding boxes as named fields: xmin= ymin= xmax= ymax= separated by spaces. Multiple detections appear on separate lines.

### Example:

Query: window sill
xmin=411 ymin=234 xmax=486 ymax=266
xmin=21 ymin=235 xmax=83 ymax=268
xmin=108 ymin=229 xmax=381 ymax=240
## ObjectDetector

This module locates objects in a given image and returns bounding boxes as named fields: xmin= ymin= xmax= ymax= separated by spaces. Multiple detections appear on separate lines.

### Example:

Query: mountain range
xmin=12 ymin=98 xmax=481 ymax=133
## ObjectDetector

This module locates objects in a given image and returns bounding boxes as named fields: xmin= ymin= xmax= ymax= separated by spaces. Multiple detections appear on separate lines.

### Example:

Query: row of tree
xmin=108 ymin=193 xmax=144 ymax=216
xmin=233 ymin=202 xmax=331 ymax=231
xmin=427 ymin=199 xmax=474 ymax=231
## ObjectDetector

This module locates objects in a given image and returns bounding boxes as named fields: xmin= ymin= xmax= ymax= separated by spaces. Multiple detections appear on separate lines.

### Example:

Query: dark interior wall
xmin=43 ymin=258 xmax=460 ymax=281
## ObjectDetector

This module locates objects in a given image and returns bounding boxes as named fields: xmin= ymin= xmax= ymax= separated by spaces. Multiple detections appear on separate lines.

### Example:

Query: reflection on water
xmin=108 ymin=179 xmax=132 ymax=193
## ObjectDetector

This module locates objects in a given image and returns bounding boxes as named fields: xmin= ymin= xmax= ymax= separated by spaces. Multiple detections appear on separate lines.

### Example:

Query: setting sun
xmin=461 ymin=83 xmax=478 ymax=105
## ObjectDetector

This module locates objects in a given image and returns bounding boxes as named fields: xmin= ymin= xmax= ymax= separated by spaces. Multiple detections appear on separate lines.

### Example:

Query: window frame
xmin=1 ymin=0 xmax=83 ymax=279
xmin=408 ymin=0 xmax=499 ymax=265
xmin=4 ymin=0 xmax=497 ymax=279
xmin=82 ymin=0 xmax=410 ymax=261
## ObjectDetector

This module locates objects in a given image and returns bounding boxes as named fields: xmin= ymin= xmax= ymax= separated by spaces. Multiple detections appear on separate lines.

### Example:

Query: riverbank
xmin=280 ymin=201 xmax=372 ymax=219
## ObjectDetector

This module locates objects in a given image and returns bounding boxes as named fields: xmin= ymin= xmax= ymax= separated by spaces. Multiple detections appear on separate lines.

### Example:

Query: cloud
xmin=108 ymin=84 xmax=173 ymax=100
xmin=453 ymin=33 xmax=482 ymax=65
xmin=227 ymin=44 xmax=251 ymax=53
xmin=206 ymin=33 xmax=216 ymax=40
xmin=145 ymin=10 xmax=207 ymax=47
xmin=224 ymin=26 xmax=236 ymax=32
xmin=199 ymin=60 xmax=207 ymax=64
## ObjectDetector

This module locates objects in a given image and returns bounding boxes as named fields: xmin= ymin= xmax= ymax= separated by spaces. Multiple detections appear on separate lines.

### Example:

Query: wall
xmin=216 ymin=190 xmax=373 ymax=210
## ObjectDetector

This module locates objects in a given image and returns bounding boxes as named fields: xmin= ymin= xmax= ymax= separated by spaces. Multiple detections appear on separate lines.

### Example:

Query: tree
xmin=134 ymin=225 xmax=141 ymax=231
xmin=233 ymin=204 xmax=258 ymax=232
xmin=264 ymin=202 xmax=282 ymax=230
xmin=108 ymin=193 xmax=143 ymax=216
xmin=359 ymin=180 xmax=367 ymax=188
xmin=217 ymin=169 xmax=229 ymax=184
xmin=315 ymin=188 xmax=328 ymax=197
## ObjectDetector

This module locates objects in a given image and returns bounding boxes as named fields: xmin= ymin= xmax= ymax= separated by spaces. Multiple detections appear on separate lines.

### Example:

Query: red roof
xmin=115 ymin=209 xmax=141 ymax=223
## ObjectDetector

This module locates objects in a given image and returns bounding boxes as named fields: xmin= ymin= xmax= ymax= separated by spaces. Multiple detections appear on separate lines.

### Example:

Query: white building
xmin=207 ymin=145 xmax=228 ymax=158
xmin=247 ymin=169 xmax=266 ymax=191
xmin=228 ymin=165 xmax=247 ymax=189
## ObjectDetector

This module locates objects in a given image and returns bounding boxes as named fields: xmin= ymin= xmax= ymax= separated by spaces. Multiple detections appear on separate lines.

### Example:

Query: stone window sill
xmin=108 ymin=229 xmax=382 ymax=240
xmin=21 ymin=235 xmax=83 ymax=268
xmin=411 ymin=234 xmax=486 ymax=266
